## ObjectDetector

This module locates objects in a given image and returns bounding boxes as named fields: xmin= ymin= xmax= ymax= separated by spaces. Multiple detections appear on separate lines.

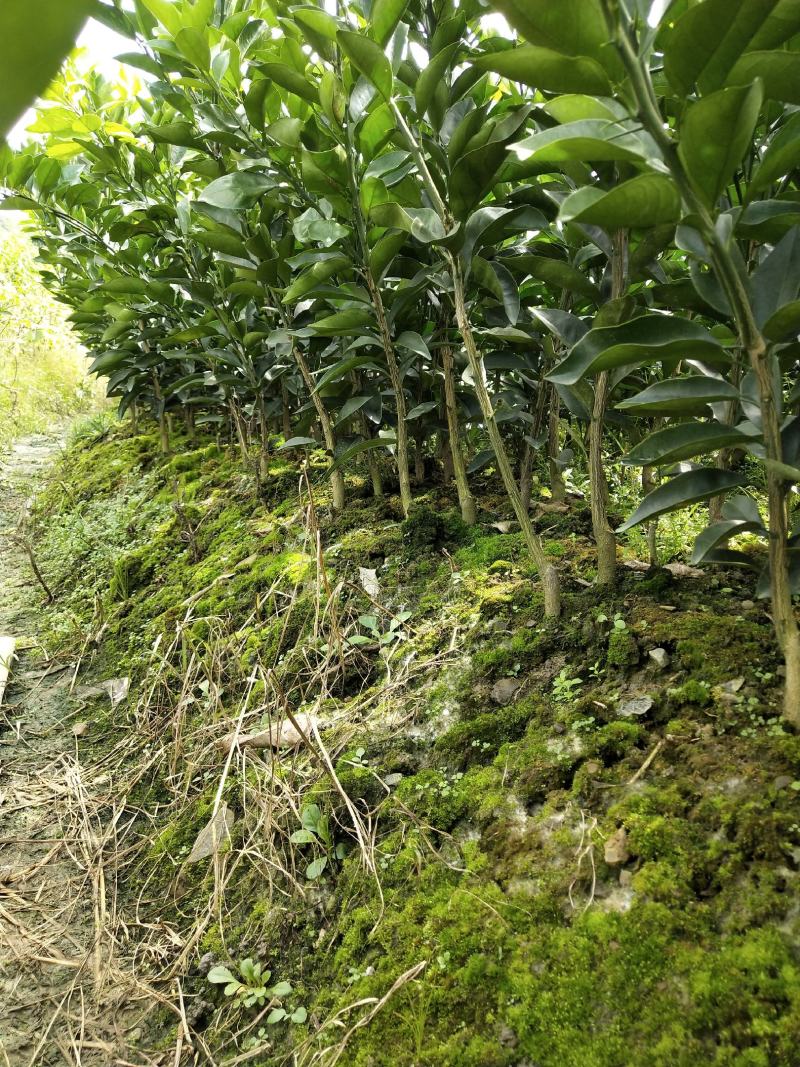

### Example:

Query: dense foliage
xmin=2 ymin=0 xmax=800 ymax=716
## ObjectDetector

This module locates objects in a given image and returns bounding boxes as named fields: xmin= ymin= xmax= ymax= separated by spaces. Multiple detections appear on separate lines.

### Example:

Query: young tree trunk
xmin=520 ymin=442 xmax=533 ymax=515
xmin=281 ymin=381 xmax=292 ymax=441
xmin=450 ymin=255 xmax=560 ymax=616
xmin=548 ymin=389 xmax=567 ymax=504
xmin=129 ymin=401 xmax=139 ymax=436
xmin=642 ymin=465 xmax=658 ymax=566
xmin=590 ymin=229 xmax=627 ymax=585
xmin=441 ymin=340 xmax=477 ymax=524
xmin=184 ymin=405 xmax=196 ymax=444
xmin=292 ymin=345 xmax=345 ymax=511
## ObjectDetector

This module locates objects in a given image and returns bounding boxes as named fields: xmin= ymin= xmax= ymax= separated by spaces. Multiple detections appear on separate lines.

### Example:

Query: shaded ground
xmin=0 ymin=433 xmax=157 ymax=1067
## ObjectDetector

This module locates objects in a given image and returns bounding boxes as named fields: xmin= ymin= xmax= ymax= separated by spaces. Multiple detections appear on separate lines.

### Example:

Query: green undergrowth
xmin=30 ymin=421 xmax=800 ymax=1066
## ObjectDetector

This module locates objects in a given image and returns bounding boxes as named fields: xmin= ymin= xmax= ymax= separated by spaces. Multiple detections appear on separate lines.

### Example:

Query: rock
xmin=498 ymin=1024 xmax=519 ymax=1050
xmin=617 ymin=695 xmax=654 ymax=718
xmin=185 ymin=998 xmax=214 ymax=1031
xmin=359 ymin=567 xmax=380 ymax=598
xmin=773 ymin=775 xmax=794 ymax=791
xmin=604 ymin=827 xmax=630 ymax=866
xmin=648 ymin=647 xmax=669 ymax=671
xmin=485 ymin=617 xmax=507 ymax=633
xmin=196 ymin=951 xmax=217 ymax=977
xmin=385 ymin=772 xmax=403 ymax=787
xmin=619 ymin=869 xmax=633 ymax=888
xmin=720 ymin=677 xmax=745 ymax=694
xmin=583 ymin=760 xmax=602 ymax=777
xmin=741 ymin=600 xmax=755 ymax=610
xmin=71 ymin=721 xmax=90 ymax=738
xmin=664 ymin=562 xmax=704 ymax=579
xmin=491 ymin=677 xmax=523 ymax=706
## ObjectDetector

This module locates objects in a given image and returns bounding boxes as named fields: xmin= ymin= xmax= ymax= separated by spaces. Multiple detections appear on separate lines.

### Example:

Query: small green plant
xmin=552 ymin=668 xmax=584 ymax=705
xmin=596 ymin=612 xmax=628 ymax=632
xmin=207 ymin=958 xmax=305 ymax=1023
xmin=290 ymin=803 xmax=346 ymax=880
xmin=347 ymin=611 xmax=412 ymax=648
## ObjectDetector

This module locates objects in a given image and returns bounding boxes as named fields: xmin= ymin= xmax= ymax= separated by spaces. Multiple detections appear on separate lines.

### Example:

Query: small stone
xmin=741 ymin=600 xmax=755 ymax=610
xmin=647 ymin=647 xmax=669 ymax=671
xmin=584 ymin=760 xmax=602 ymax=777
xmin=196 ymin=951 xmax=217 ymax=977
xmin=385 ymin=772 xmax=403 ymax=787
xmin=71 ymin=721 xmax=90 ymax=738
xmin=720 ymin=677 xmax=745 ymax=694
xmin=498 ymin=1024 xmax=519 ymax=1049
xmin=604 ymin=827 xmax=630 ymax=866
xmin=773 ymin=775 xmax=794 ymax=791
xmin=491 ymin=677 xmax=523 ymax=706
xmin=619 ymin=869 xmax=633 ymax=888
xmin=617 ymin=695 xmax=654 ymax=718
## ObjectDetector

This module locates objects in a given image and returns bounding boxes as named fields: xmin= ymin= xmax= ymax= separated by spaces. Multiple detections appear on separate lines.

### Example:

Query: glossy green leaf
xmin=618 ymin=469 xmax=748 ymax=531
xmin=473 ymin=45 xmax=611 ymax=96
xmin=678 ymin=82 xmax=763 ymax=208
xmin=494 ymin=0 xmax=611 ymax=62
xmin=663 ymin=0 xmax=800 ymax=95
xmin=337 ymin=31 xmax=393 ymax=100
xmin=259 ymin=62 xmax=319 ymax=104
xmin=416 ymin=44 xmax=459 ymax=122
xmin=369 ymin=203 xmax=447 ymax=242
xmin=560 ymin=174 xmax=681 ymax=230
xmin=198 ymin=171 xmax=275 ymax=209
xmin=506 ymin=255 xmax=602 ymax=303
xmin=309 ymin=309 xmax=374 ymax=336
xmin=616 ymin=376 xmax=740 ymax=415
xmin=370 ymin=0 xmax=410 ymax=47
xmin=624 ymin=421 xmax=755 ymax=466
xmin=512 ymin=120 xmax=654 ymax=166
xmin=727 ymin=50 xmax=800 ymax=104
xmin=176 ymin=27 xmax=211 ymax=71
xmin=549 ymin=316 xmax=725 ymax=387
xmin=749 ymin=113 xmax=800 ymax=196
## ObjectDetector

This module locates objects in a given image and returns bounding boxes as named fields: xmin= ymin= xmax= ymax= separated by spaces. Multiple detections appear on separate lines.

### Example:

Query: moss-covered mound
xmin=30 ymin=423 xmax=800 ymax=1067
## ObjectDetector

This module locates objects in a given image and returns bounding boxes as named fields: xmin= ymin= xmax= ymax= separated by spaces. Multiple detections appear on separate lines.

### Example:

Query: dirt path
xmin=0 ymin=433 xmax=155 ymax=1067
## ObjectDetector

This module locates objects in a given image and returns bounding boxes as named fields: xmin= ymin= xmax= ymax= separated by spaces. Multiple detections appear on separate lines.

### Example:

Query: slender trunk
xmin=281 ymin=381 xmax=292 ymax=441
xmin=229 ymin=397 xmax=250 ymax=466
xmin=450 ymin=254 xmax=560 ymax=615
xmin=129 ymin=401 xmax=139 ymax=436
xmin=258 ymin=393 xmax=270 ymax=483
xmin=441 ymin=340 xmax=477 ymax=523
xmin=606 ymin=9 xmax=800 ymax=718
xmin=184 ymin=405 xmax=196 ymax=444
xmin=365 ymin=264 xmax=412 ymax=516
xmin=642 ymin=465 xmax=658 ymax=566
xmin=520 ymin=443 xmax=533 ymax=515
xmin=151 ymin=374 xmax=170 ymax=455
xmin=548 ymin=388 xmax=567 ymax=504
xmin=360 ymin=412 xmax=383 ymax=498
xmin=590 ymin=229 xmax=627 ymax=585
xmin=292 ymin=344 xmax=345 ymax=511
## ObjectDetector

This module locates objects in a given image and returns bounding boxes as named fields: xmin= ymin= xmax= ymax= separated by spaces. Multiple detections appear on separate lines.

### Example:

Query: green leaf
xmin=176 ymin=26 xmax=211 ymax=71
xmin=194 ymin=230 xmax=250 ymax=258
xmin=309 ymin=309 xmax=374 ymax=336
xmin=416 ymin=44 xmax=459 ymax=123
xmin=763 ymin=299 xmax=800 ymax=342
xmin=512 ymin=120 xmax=654 ymax=165
xmin=0 ymin=0 xmax=93 ymax=139
xmin=616 ymin=376 xmax=740 ymax=415
xmin=727 ymin=50 xmax=800 ymax=104
xmin=663 ymin=0 xmax=800 ymax=95
xmin=337 ymin=31 xmax=393 ymax=100
xmin=370 ymin=0 xmax=410 ymax=46
xmin=548 ymin=316 xmax=725 ymax=387
xmin=306 ymin=856 xmax=328 ymax=880
xmin=144 ymin=121 xmax=201 ymax=148
xmin=749 ymin=113 xmax=800 ymax=197
xmin=473 ymin=45 xmax=611 ymax=95
xmin=278 ymin=437 xmax=318 ymax=451
xmin=560 ymin=175 xmax=681 ymax=230
xmin=207 ymin=965 xmax=237 ymax=985
xmin=369 ymin=231 xmax=406 ymax=280
xmin=506 ymin=255 xmax=602 ymax=303
xmin=618 ymin=469 xmax=749 ymax=532
xmin=677 ymin=82 xmax=763 ymax=208
xmin=291 ymin=1006 xmax=308 ymax=1024
xmin=259 ymin=62 xmax=319 ymax=104
xmin=624 ymin=421 xmax=755 ymax=466
xmin=329 ymin=435 xmax=397 ymax=474
xmin=369 ymin=203 xmax=447 ymax=242
xmin=266 ymin=117 xmax=303 ymax=147
xmin=494 ymin=0 xmax=611 ymax=63
xmin=269 ymin=980 xmax=293 ymax=998
xmin=284 ymin=255 xmax=351 ymax=302
xmin=139 ymin=0 xmax=183 ymax=36
xmin=198 ymin=171 xmax=275 ymax=209
xmin=292 ymin=7 xmax=338 ymax=59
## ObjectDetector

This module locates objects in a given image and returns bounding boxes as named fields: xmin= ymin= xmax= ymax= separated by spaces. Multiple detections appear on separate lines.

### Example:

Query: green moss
xmin=606 ymin=628 xmax=640 ymax=669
